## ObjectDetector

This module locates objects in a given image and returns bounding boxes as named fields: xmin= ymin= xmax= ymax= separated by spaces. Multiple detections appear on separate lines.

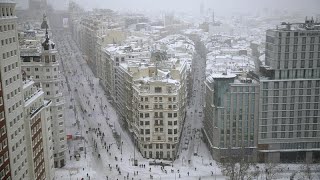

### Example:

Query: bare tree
xmin=217 ymin=147 xmax=256 ymax=180
xmin=296 ymin=160 xmax=319 ymax=180
xmin=261 ymin=162 xmax=286 ymax=180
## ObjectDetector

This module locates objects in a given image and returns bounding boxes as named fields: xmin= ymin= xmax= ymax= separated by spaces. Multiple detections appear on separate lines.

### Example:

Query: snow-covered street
xmin=52 ymin=30 xmax=224 ymax=180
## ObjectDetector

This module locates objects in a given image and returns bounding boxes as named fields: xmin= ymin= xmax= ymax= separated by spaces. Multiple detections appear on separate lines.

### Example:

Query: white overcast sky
xmin=16 ymin=0 xmax=320 ymax=15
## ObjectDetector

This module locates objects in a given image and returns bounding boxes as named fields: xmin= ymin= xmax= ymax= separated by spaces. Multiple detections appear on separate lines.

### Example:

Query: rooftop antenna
xmin=212 ymin=10 xmax=215 ymax=23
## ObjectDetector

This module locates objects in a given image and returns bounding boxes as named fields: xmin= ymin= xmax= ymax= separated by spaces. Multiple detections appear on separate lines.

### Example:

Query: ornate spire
xmin=42 ymin=27 xmax=50 ymax=50
xmin=41 ymin=14 xmax=49 ymax=29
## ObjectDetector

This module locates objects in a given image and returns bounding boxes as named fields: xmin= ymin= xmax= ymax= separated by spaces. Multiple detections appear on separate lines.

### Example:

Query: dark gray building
xmin=258 ymin=18 xmax=320 ymax=163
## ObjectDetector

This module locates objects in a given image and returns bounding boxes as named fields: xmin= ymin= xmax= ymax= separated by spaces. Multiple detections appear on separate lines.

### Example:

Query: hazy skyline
xmin=46 ymin=0 xmax=320 ymax=15
xmin=13 ymin=0 xmax=320 ymax=17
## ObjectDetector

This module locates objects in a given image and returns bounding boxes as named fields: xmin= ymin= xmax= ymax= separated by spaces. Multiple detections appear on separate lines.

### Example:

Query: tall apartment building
xmin=0 ymin=64 xmax=11 ymax=180
xmin=0 ymin=1 xmax=29 ymax=179
xmin=79 ymin=17 xmax=98 ymax=76
xmin=258 ymin=19 xmax=320 ymax=163
xmin=102 ymin=45 xmax=150 ymax=104
xmin=20 ymin=29 xmax=67 ymax=167
xmin=203 ymin=73 xmax=259 ymax=161
xmin=23 ymin=79 xmax=54 ymax=180
xmin=130 ymin=52 xmax=187 ymax=160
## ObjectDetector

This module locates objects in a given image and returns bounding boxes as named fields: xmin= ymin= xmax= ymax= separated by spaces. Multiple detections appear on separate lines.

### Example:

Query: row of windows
xmin=143 ymin=150 xmax=175 ymax=159
xmin=140 ymin=96 xmax=177 ymax=102
xmin=279 ymin=36 xmax=320 ymax=45
xmin=9 ymin=113 xmax=23 ymax=128
xmin=0 ymin=126 xmax=6 ymax=135
xmin=0 ymin=7 xmax=14 ymax=17
xmin=280 ymin=52 xmax=320 ymax=62
xmin=0 ymin=111 xmax=4 ymax=120
xmin=11 ymin=128 xmax=25 ymax=153
xmin=140 ymin=104 xmax=178 ymax=110
xmin=262 ymin=110 xmax=320 ymax=118
xmin=266 ymin=102 xmax=319 ymax=110
xmin=12 ymin=148 xmax=28 ymax=179
xmin=0 ymin=151 xmax=9 ymax=170
xmin=262 ymin=101 xmax=320 ymax=111
xmin=25 ymin=67 xmax=58 ymax=72
xmin=263 ymin=81 xmax=320 ymax=90
xmin=279 ymin=59 xmax=320 ymax=69
xmin=279 ymin=44 xmax=320 ymax=53
xmin=4 ymin=61 xmax=18 ymax=73
xmin=0 ymin=140 xmax=8 ymax=152
xmin=143 ymin=143 xmax=175 ymax=149
xmin=31 ymin=121 xmax=42 ymax=138
xmin=33 ymin=143 xmax=43 ymax=161
xmin=139 ymin=112 xmax=178 ymax=118
xmin=0 ymin=163 xmax=10 ymax=178
xmin=1 ymin=36 xmax=16 ymax=46
xmin=2 ymin=50 xmax=17 ymax=60
xmin=22 ymin=55 xmax=57 ymax=63
xmin=264 ymin=117 xmax=319 ymax=125
xmin=140 ymin=136 xmax=178 ymax=142
xmin=35 ymin=163 xmax=45 ymax=179
xmin=261 ymin=124 xmax=318 ymax=132
xmin=34 ymin=151 xmax=44 ymax=170
xmin=5 ymin=73 xmax=20 ymax=88
xmin=8 ymin=100 xmax=22 ymax=114
xmin=261 ymin=131 xmax=318 ymax=139
xmin=262 ymin=88 xmax=319 ymax=97
xmin=0 ymin=23 xmax=15 ymax=32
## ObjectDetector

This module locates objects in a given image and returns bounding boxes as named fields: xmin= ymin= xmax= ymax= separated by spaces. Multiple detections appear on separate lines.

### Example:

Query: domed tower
xmin=40 ymin=28 xmax=67 ymax=168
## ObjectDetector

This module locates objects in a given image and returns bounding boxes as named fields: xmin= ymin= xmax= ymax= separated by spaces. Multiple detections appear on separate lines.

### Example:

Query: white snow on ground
xmin=54 ymin=31 xmax=224 ymax=180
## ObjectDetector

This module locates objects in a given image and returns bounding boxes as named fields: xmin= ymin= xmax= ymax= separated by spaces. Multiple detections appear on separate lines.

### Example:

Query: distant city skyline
xmin=14 ymin=0 xmax=319 ymax=16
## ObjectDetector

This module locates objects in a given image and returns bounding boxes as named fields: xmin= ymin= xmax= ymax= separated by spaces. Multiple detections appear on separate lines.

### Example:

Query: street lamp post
xmin=133 ymin=136 xmax=136 ymax=166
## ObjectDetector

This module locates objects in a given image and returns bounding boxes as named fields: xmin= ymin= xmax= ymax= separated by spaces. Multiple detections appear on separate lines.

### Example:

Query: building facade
xmin=0 ymin=1 xmax=29 ymax=179
xmin=23 ymin=79 xmax=54 ymax=180
xmin=203 ymin=73 xmax=259 ymax=161
xmin=20 ymin=30 xmax=67 ymax=167
xmin=258 ymin=19 xmax=320 ymax=163
xmin=130 ymin=56 xmax=187 ymax=160
xmin=0 ymin=61 xmax=11 ymax=180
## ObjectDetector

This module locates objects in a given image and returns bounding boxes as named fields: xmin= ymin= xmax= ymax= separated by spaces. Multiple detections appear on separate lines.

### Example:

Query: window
xmin=301 ymin=60 xmax=305 ymax=68
xmin=155 ymin=87 xmax=162 ymax=93
xmin=45 ymin=56 xmax=49 ymax=63
xmin=293 ymin=53 xmax=297 ymax=60
xmin=302 ymin=37 xmax=306 ymax=44
xmin=309 ymin=60 xmax=313 ymax=68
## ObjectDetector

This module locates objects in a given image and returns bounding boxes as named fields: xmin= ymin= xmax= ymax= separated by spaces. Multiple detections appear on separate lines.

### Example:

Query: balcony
xmin=154 ymin=123 xmax=164 ymax=127
xmin=153 ymin=116 xmax=163 ymax=119
xmin=152 ymin=134 xmax=166 ymax=142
